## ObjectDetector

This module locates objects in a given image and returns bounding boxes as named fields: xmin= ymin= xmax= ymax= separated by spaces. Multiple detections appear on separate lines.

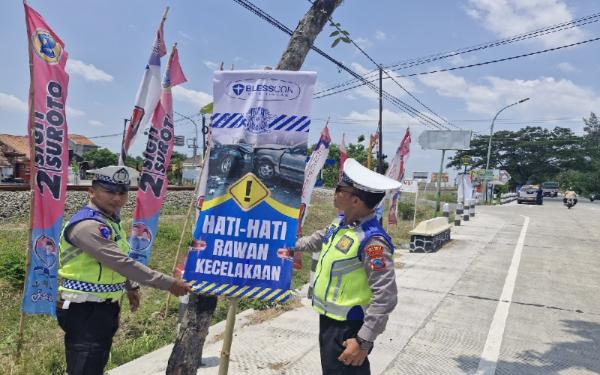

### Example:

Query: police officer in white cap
xmin=56 ymin=166 xmax=191 ymax=375
xmin=293 ymin=158 xmax=400 ymax=374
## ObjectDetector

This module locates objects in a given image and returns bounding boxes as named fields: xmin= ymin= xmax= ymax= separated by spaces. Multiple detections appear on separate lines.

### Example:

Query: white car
xmin=517 ymin=185 xmax=541 ymax=205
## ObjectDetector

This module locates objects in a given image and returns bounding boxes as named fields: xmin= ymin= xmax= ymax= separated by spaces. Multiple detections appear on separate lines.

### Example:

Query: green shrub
xmin=0 ymin=249 xmax=26 ymax=289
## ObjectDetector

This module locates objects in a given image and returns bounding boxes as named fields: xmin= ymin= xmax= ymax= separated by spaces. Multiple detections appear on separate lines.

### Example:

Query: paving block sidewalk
xmin=110 ymin=208 xmax=504 ymax=375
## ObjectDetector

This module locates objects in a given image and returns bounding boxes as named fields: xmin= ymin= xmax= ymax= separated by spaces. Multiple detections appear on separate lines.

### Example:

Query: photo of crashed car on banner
xmin=207 ymin=108 xmax=308 ymax=208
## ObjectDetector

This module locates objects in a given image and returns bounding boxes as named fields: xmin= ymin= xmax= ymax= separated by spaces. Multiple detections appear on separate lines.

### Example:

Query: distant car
xmin=590 ymin=193 xmax=599 ymax=202
xmin=517 ymin=185 xmax=542 ymax=205
xmin=253 ymin=143 xmax=307 ymax=184
xmin=542 ymin=181 xmax=559 ymax=197
xmin=209 ymin=142 xmax=253 ymax=176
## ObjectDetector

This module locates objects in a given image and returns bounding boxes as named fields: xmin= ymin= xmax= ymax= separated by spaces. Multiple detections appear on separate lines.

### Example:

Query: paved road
xmin=111 ymin=197 xmax=600 ymax=374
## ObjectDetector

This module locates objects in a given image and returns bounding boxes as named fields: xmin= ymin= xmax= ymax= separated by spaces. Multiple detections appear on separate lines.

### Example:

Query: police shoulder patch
xmin=335 ymin=235 xmax=354 ymax=253
xmin=98 ymin=224 xmax=112 ymax=240
xmin=365 ymin=244 xmax=384 ymax=258
xmin=369 ymin=257 xmax=386 ymax=271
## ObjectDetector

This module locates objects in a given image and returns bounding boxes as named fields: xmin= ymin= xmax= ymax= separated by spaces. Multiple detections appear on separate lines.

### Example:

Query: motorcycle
xmin=563 ymin=197 xmax=577 ymax=209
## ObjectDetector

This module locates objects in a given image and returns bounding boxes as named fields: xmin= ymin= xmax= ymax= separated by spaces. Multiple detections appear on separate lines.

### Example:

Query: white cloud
xmin=0 ymin=93 xmax=27 ymax=112
xmin=0 ymin=92 xmax=85 ymax=118
xmin=172 ymin=86 xmax=212 ymax=108
xmin=178 ymin=30 xmax=193 ymax=40
xmin=203 ymin=60 xmax=220 ymax=70
xmin=349 ymin=62 xmax=419 ymax=101
xmin=374 ymin=30 xmax=387 ymax=41
xmin=418 ymin=70 xmax=600 ymax=119
xmin=354 ymin=37 xmax=373 ymax=50
xmin=343 ymin=108 xmax=421 ymax=128
xmin=88 ymin=120 xmax=105 ymax=127
xmin=67 ymin=106 xmax=85 ymax=117
xmin=465 ymin=0 xmax=586 ymax=48
xmin=66 ymin=59 xmax=113 ymax=82
xmin=556 ymin=62 xmax=577 ymax=73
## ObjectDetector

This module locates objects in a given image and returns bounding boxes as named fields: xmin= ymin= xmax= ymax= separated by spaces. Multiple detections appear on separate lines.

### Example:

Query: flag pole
xmin=17 ymin=0 xmax=36 ymax=361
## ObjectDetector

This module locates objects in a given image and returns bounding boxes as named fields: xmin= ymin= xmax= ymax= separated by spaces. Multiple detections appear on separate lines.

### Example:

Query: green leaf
xmin=331 ymin=38 xmax=341 ymax=48
xmin=341 ymin=30 xmax=350 ymax=36
xmin=341 ymin=37 xmax=351 ymax=43
xmin=329 ymin=31 xmax=340 ymax=37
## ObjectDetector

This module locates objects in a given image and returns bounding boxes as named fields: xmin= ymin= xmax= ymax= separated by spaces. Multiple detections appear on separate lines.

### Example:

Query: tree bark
xmin=166 ymin=294 xmax=217 ymax=375
xmin=166 ymin=1 xmax=343 ymax=373
xmin=276 ymin=0 xmax=344 ymax=71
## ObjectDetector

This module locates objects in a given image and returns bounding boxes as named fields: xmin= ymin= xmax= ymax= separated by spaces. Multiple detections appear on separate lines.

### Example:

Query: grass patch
xmin=0 ymin=190 xmax=437 ymax=374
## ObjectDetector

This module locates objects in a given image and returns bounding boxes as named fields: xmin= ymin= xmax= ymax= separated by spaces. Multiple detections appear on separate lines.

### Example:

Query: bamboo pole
xmin=16 ymin=0 xmax=36 ymax=361
xmin=218 ymin=298 xmax=239 ymax=375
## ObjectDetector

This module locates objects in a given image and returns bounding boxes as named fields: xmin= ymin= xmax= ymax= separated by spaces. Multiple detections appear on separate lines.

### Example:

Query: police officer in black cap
xmin=57 ymin=166 xmax=191 ymax=375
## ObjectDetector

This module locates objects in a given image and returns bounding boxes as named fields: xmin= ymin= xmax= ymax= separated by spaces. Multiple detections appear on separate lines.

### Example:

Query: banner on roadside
xmin=22 ymin=3 xmax=70 ymax=316
xmin=183 ymin=70 xmax=317 ymax=303
xmin=128 ymin=45 xmax=187 ymax=265
xmin=120 ymin=9 xmax=168 ymax=165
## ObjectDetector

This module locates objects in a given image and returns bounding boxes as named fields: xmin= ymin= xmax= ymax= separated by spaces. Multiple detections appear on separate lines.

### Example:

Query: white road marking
xmin=476 ymin=215 xmax=530 ymax=375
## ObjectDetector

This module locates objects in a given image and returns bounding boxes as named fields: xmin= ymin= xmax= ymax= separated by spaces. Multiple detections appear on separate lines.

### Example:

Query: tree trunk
xmin=166 ymin=1 xmax=343 ymax=372
xmin=166 ymin=294 xmax=217 ymax=375
xmin=277 ymin=0 xmax=344 ymax=71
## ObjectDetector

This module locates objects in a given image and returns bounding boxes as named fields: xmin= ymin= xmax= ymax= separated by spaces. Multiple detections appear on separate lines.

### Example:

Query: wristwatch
xmin=355 ymin=336 xmax=374 ymax=351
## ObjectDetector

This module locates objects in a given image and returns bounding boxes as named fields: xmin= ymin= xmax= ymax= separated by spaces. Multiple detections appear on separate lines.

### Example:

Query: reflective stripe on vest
xmin=58 ymin=206 xmax=129 ymax=300
xmin=311 ymin=215 xmax=394 ymax=321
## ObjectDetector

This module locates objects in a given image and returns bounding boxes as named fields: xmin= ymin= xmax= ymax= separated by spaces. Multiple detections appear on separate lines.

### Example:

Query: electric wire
xmin=233 ymin=0 xmax=449 ymax=130
xmin=315 ymin=11 xmax=600 ymax=96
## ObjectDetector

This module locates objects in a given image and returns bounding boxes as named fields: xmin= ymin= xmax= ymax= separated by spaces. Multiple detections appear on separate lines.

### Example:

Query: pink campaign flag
xmin=128 ymin=46 xmax=187 ymax=265
xmin=338 ymin=133 xmax=347 ymax=181
xmin=120 ymin=9 xmax=168 ymax=165
xmin=22 ymin=3 xmax=70 ymax=316
xmin=387 ymin=128 xmax=412 ymax=226
xmin=296 ymin=124 xmax=331 ymax=269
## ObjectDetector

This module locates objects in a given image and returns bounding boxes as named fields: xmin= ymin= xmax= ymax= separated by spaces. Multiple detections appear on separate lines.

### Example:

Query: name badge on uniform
xmin=335 ymin=235 xmax=354 ymax=253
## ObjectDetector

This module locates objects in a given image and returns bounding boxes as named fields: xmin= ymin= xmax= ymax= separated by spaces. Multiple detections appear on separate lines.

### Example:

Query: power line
xmin=311 ymin=0 xmax=456 ymax=129
xmin=315 ymin=12 xmax=600 ymax=96
xmin=232 ymin=0 xmax=448 ymax=130
xmin=316 ymin=34 xmax=600 ymax=99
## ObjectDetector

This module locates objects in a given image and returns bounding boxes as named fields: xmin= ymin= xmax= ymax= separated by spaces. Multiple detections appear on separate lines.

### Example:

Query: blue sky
xmin=2 ymin=0 xmax=600 ymax=178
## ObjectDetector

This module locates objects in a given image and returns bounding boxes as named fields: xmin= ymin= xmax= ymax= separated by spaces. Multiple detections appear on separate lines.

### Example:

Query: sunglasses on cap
xmin=335 ymin=185 xmax=356 ymax=196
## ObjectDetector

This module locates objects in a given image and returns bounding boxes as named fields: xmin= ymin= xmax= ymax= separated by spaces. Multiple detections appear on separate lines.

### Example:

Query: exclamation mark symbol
xmin=244 ymin=180 xmax=252 ymax=202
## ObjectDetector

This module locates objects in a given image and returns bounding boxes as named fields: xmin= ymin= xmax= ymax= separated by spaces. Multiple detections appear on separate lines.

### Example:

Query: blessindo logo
xmin=227 ymin=78 xmax=301 ymax=101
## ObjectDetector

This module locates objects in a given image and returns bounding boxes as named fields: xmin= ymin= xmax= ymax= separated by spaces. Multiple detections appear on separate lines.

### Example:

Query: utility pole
xmin=377 ymin=65 xmax=383 ymax=174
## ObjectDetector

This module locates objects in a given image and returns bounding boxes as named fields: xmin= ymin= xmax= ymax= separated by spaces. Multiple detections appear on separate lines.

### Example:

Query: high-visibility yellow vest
xmin=58 ymin=206 xmax=129 ymax=300
xmin=312 ymin=216 xmax=394 ymax=321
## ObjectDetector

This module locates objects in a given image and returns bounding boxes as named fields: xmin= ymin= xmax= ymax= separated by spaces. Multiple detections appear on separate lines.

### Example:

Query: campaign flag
xmin=296 ymin=123 xmax=330 ymax=270
xmin=129 ymin=46 xmax=186 ymax=265
xmin=338 ymin=133 xmax=347 ymax=181
xmin=300 ymin=123 xmax=330 ymax=227
xmin=367 ymin=131 xmax=378 ymax=169
xmin=120 ymin=9 xmax=168 ymax=165
xmin=184 ymin=70 xmax=317 ymax=303
xmin=22 ymin=3 xmax=70 ymax=316
xmin=386 ymin=128 xmax=411 ymax=225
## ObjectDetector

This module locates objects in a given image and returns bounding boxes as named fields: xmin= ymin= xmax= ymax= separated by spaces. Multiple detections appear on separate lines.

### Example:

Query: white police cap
xmin=341 ymin=158 xmax=402 ymax=193
xmin=88 ymin=166 xmax=139 ymax=188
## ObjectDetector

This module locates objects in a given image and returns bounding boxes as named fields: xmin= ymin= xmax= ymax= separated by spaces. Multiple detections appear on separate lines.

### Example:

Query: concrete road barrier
xmin=409 ymin=217 xmax=452 ymax=253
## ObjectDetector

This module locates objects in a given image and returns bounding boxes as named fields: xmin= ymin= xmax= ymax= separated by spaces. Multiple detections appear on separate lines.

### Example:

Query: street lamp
xmin=485 ymin=97 xmax=529 ymax=202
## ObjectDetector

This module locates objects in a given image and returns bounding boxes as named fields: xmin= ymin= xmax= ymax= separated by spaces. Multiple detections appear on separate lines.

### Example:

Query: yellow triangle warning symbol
xmin=228 ymin=173 xmax=271 ymax=211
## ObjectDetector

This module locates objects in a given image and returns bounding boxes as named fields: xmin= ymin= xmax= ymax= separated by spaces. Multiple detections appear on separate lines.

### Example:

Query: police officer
xmin=293 ymin=158 xmax=401 ymax=374
xmin=57 ymin=166 xmax=191 ymax=375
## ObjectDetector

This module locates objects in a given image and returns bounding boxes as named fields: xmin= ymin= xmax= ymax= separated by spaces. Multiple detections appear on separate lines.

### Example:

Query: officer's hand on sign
xmin=127 ymin=289 xmax=140 ymax=312
xmin=338 ymin=338 xmax=369 ymax=366
xmin=169 ymin=279 xmax=192 ymax=296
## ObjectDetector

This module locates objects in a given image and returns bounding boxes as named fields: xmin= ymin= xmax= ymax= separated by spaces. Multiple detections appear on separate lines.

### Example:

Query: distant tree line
xmin=81 ymin=148 xmax=188 ymax=185
xmin=448 ymin=112 xmax=600 ymax=195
